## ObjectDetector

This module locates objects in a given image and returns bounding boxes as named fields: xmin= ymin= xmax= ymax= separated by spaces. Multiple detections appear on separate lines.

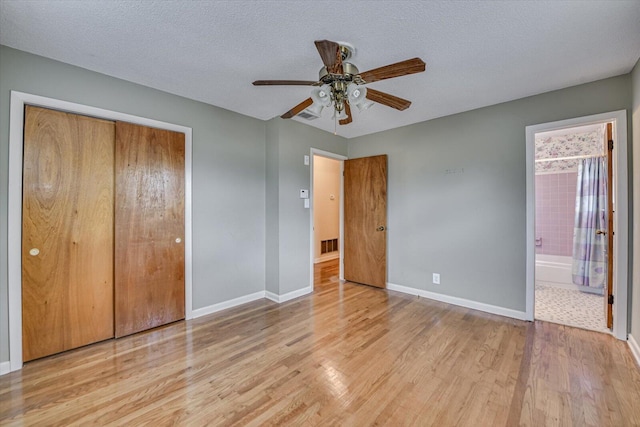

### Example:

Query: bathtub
xmin=535 ymin=254 xmax=604 ymax=295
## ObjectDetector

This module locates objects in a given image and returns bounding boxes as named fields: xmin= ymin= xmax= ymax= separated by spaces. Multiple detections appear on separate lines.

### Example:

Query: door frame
xmin=309 ymin=148 xmax=347 ymax=288
xmin=7 ymin=91 xmax=194 ymax=372
xmin=525 ymin=110 xmax=628 ymax=340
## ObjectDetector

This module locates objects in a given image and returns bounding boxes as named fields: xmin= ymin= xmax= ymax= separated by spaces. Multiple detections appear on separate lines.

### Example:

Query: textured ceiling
xmin=1 ymin=1 xmax=639 ymax=138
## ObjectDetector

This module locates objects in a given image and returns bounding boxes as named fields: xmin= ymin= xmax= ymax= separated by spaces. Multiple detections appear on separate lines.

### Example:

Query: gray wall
xmin=267 ymin=118 xmax=347 ymax=295
xmin=631 ymin=59 xmax=640 ymax=341
xmin=1 ymin=44 xmax=635 ymax=366
xmin=0 ymin=46 xmax=267 ymax=362
xmin=348 ymin=75 xmax=632 ymax=312
xmin=265 ymin=120 xmax=280 ymax=295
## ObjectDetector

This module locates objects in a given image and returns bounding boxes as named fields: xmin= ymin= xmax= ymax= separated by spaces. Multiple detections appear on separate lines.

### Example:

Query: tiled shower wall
xmin=535 ymin=172 xmax=577 ymax=256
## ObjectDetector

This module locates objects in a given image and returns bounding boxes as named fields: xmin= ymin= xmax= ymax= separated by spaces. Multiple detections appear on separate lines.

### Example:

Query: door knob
xmin=376 ymin=226 xmax=386 ymax=232
xmin=596 ymin=230 xmax=606 ymax=235
xmin=175 ymin=237 xmax=182 ymax=243
xmin=29 ymin=248 xmax=40 ymax=256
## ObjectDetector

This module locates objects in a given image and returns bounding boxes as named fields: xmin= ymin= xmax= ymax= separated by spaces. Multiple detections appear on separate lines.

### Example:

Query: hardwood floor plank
xmin=2 ymin=259 xmax=640 ymax=425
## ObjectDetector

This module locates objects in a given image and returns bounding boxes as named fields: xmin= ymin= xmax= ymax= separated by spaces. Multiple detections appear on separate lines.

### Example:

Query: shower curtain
xmin=572 ymin=157 xmax=607 ymax=289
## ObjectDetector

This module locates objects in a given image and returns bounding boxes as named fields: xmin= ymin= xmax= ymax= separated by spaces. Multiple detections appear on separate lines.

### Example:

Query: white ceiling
xmin=1 ymin=1 xmax=639 ymax=139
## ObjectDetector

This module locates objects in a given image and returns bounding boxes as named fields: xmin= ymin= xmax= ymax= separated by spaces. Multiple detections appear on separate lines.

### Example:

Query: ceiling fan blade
xmin=281 ymin=98 xmax=314 ymax=119
xmin=339 ymin=103 xmax=352 ymax=125
xmin=359 ymin=58 xmax=426 ymax=84
xmin=253 ymin=80 xmax=318 ymax=86
xmin=366 ymin=88 xmax=412 ymax=111
xmin=315 ymin=40 xmax=341 ymax=73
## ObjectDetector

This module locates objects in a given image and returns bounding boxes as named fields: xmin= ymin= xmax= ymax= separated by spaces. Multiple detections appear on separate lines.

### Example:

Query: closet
xmin=22 ymin=106 xmax=185 ymax=362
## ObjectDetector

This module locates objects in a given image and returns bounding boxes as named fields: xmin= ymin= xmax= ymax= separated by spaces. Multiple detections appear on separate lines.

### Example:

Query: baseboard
xmin=629 ymin=334 xmax=640 ymax=368
xmin=386 ymin=282 xmax=528 ymax=321
xmin=0 ymin=361 xmax=11 ymax=376
xmin=314 ymin=253 xmax=339 ymax=264
xmin=186 ymin=285 xmax=315 ymax=318
xmin=191 ymin=291 xmax=266 ymax=319
xmin=265 ymin=286 xmax=313 ymax=303
xmin=265 ymin=291 xmax=279 ymax=302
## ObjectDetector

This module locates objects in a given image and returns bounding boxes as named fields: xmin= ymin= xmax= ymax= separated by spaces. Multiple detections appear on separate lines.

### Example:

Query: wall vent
xmin=321 ymin=238 xmax=338 ymax=254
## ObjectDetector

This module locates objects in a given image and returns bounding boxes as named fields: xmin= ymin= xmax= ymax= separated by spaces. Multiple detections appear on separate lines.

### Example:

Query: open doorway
xmin=533 ymin=123 xmax=610 ymax=332
xmin=310 ymin=150 xmax=346 ymax=289
xmin=525 ymin=110 xmax=629 ymax=340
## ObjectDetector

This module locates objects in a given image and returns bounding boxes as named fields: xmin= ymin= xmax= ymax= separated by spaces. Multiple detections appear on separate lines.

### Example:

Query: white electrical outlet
xmin=432 ymin=273 xmax=440 ymax=285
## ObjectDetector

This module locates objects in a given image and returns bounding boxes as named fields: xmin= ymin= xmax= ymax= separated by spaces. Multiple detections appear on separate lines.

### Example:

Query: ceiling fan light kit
xmin=306 ymin=84 xmax=333 ymax=118
xmin=253 ymin=40 xmax=426 ymax=126
xmin=332 ymin=107 xmax=348 ymax=121
xmin=347 ymin=84 xmax=374 ymax=112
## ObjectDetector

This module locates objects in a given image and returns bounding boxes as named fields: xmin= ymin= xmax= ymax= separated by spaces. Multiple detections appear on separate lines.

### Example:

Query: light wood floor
xmin=2 ymin=259 xmax=639 ymax=426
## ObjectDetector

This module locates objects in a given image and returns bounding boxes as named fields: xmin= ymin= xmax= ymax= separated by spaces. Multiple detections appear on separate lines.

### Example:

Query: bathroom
xmin=534 ymin=123 xmax=609 ymax=332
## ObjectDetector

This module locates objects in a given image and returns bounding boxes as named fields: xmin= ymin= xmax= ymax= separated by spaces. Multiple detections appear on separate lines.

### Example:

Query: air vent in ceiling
xmin=297 ymin=111 xmax=318 ymax=120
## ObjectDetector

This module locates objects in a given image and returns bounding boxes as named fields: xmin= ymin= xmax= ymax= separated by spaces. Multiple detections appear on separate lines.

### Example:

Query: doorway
xmin=533 ymin=123 xmax=609 ymax=332
xmin=310 ymin=149 xmax=346 ymax=288
xmin=525 ymin=110 xmax=629 ymax=340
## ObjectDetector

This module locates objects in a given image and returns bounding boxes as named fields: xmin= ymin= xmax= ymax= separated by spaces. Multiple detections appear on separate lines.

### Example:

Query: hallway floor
xmin=314 ymin=258 xmax=340 ymax=287
xmin=535 ymin=284 xmax=608 ymax=333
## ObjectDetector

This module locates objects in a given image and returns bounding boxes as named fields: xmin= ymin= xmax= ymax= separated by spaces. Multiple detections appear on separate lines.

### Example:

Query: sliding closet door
xmin=115 ymin=122 xmax=185 ymax=337
xmin=22 ymin=106 xmax=115 ymax=362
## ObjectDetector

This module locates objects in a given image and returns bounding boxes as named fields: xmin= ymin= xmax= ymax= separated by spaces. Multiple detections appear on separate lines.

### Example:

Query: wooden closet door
xmin=22 ymin=106 xmax=115 ymax=362
xmin=115 ymin=122 xmax=185 ymax=337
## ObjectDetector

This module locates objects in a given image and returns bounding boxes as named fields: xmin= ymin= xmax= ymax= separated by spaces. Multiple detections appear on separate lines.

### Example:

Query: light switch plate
xmin=304 ymin=155 xmax=310 ymax=165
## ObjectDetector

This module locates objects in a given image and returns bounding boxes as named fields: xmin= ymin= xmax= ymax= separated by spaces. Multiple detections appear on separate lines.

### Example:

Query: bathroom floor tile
xmin=535 ymin=284 xmax=608 ymax=333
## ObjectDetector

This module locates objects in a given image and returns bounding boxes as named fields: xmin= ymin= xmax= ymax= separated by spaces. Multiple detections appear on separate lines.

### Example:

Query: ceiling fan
xmin=253 ymin=40 xmax=426 ymax=126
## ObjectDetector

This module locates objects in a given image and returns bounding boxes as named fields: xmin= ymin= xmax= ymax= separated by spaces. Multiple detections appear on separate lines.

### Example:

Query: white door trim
xmin=7 ymin=91 xmax=194 ymax=372
xmin=309 ymin=148 xmax=347 ymax=288
xmin=525 ymin=110 xmax=628 ymax=340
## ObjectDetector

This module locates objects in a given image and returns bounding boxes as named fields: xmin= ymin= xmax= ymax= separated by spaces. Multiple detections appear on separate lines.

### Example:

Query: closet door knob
xmin=29 ymin=248 xmax=40 ymax=256
xmin=376 ymin=226 xmax=386 ymax=232
xmin=175 ymin=238 xmax=182 ymax=243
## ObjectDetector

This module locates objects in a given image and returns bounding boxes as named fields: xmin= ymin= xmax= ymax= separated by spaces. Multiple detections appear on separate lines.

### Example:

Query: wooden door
xmin=605 ymin=123 xmax=614 ymax=329
xmin=22 ymin=106 xmax=115 ymax=362
xmin=115 ymin=122 xmax=185 ymax=337
xmin=344 ymin=155 xmax=387 ymax=288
